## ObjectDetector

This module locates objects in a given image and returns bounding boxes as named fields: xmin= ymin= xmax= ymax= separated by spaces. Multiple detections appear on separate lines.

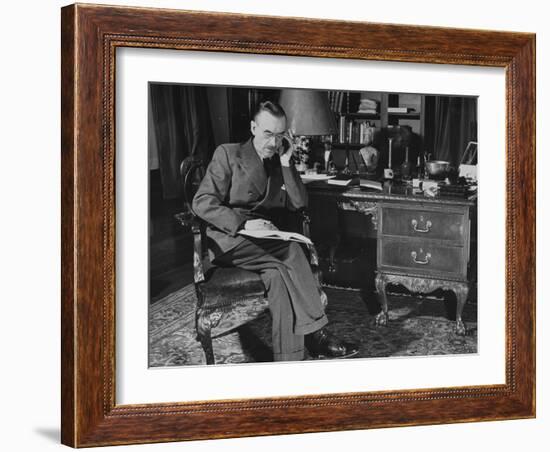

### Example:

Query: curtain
xmin=433 ymin=97 xmax=477 ymax=166
xmin=149 ymin=84 xmax=215 ymax=199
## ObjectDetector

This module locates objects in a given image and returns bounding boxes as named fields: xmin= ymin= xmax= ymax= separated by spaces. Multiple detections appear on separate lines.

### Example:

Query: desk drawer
xmin=381 ymin=206 xmax=466 ymax=242
xmin=379 ymin=238 xmax=466 ymax=278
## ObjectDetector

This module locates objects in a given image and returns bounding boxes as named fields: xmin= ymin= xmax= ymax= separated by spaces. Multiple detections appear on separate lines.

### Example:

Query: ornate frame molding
xmin=61 ymin=4 xmax=535 ymax=447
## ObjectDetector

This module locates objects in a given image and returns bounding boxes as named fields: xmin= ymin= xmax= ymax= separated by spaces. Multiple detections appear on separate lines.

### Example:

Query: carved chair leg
xmin=195 ymin=287 xmax=216 ymax=365
xmin=374 ymin=273 xmax=389 ymax=326
xmin=196 ymin=309 xmax=215 ymax=365
xmin=454 ymin=283 xmax=469 ymax=336
xmin=197 ymin=327 xmax=215 ymax=365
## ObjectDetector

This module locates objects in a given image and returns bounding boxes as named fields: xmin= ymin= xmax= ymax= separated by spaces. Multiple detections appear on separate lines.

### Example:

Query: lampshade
xmin=278 ymin=89 xmax=337 ymax=136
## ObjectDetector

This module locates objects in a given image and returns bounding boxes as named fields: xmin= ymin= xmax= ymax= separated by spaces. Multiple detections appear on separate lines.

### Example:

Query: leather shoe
xmin=305 ymin=327 xmax=359 ymax=359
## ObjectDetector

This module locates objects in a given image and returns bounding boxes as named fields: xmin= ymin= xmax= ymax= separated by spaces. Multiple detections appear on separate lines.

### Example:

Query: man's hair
xmin=252 ymin=100 xmax=286 ymax=121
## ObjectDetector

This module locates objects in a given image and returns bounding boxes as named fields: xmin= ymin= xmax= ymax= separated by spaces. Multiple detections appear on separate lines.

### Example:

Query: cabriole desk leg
xmin=453 ymin=282 xmax=469 ymax=335
xmin=374 ymin=272 xmax=389 ymax=326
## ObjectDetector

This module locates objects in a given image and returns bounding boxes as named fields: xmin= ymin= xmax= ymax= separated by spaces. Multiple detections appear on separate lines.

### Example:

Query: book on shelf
xmin=387 ymin=107 xmax=416 ymax=113
xmin=358 ymin=98 xmax=378 ymax=113
xmin=337 ymin=91 xmax=344 ymax=113
xmin=238 ymin=229 xmax=312 ymax=245
xmin=342 ymin=119 xmax=375 ymax=144
xmin=358 ymin=121 xmax=375 ymax=144
xmin=328 ymin=91 xmax=337 ymax=111
xmin=329 ymin=91 xmax=345 ymax=113
xmin=339 ymin=116 xmax=347 ymax=140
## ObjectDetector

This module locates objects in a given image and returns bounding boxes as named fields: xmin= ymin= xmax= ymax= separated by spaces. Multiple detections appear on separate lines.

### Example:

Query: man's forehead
xmin=256 ymin=111 xmax=286 ymax=131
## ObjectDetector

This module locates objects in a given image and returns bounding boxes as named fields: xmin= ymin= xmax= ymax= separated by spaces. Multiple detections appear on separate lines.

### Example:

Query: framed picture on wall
xmin=61 ymin=4 xmax=535 ymax=447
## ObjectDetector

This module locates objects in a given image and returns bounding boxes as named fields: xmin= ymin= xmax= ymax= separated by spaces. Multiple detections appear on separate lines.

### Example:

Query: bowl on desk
xmin=425 ymin=160 xmax=451 ymax=179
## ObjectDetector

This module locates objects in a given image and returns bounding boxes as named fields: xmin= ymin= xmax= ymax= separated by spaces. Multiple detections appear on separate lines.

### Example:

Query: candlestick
xmin=388 ymin=137 xmax=393 ymax=169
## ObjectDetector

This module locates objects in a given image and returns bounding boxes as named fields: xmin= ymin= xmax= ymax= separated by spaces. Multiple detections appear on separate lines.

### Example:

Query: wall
xmin=1 ymin=1 xmax=546 ymax=452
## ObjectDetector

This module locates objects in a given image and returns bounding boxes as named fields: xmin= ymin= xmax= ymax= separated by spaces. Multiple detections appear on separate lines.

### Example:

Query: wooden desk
xmin=306 ymin=181 xmax=476 ymax=335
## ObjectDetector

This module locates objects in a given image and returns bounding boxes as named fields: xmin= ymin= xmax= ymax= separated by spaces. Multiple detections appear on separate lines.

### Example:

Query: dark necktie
xmin=263 ymin=157 xmax=272 ymax=178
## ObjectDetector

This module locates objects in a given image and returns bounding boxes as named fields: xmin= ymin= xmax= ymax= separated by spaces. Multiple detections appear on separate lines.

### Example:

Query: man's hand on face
xmin=279 ymin=133 xmax=295 ymax=167
xmin=244 ymin=219 xmax=279 ymax=231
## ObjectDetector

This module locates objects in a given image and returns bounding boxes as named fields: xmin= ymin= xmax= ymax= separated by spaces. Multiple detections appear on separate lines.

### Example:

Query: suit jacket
xmin=192 ymin=138 xmax=308 ymax=258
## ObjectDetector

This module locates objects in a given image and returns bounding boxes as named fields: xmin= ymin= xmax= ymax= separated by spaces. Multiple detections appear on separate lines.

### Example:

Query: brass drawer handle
xmin=411 ymin=249 xmax=431 ymax=265
xmin=411 ymin=217 xmax=432 ymax=233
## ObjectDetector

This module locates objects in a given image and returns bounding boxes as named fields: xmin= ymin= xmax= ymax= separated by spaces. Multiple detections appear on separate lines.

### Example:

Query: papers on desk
xmin=327 ymin=175 xmax=359 ymax=186
xmin=300 ymin=173 xmax=382 ymax=191
xmin=300 ymin=174 xmax=336 ymax=184
xmin=359 ymin=179 xmax=383 ymax=191
xmin=238 ymin=229 xmax=312 ymax=245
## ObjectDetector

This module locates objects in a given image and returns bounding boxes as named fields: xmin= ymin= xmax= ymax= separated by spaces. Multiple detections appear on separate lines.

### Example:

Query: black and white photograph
xmin=148 ymin=84 xmax=478 ymax=366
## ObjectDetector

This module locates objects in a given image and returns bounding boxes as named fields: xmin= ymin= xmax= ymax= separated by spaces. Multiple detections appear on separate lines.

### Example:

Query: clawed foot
xmin=375 ymin=311 xmax=389 ymax=326
xmin=455 ymin=319 xmax=466 ymax=335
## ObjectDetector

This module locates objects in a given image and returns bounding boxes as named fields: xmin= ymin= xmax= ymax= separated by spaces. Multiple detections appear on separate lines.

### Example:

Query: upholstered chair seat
xmin=196 ymin=267 xmax=268 ymax=339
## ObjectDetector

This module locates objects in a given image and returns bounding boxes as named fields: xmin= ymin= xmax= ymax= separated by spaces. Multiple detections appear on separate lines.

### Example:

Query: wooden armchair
xmin=175 ymin=156 xmax=326 ymax=365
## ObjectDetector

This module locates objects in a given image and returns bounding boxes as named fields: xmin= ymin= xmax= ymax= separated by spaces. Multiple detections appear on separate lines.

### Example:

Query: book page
xmin=238 ymin=229 xmax=312 ymax=245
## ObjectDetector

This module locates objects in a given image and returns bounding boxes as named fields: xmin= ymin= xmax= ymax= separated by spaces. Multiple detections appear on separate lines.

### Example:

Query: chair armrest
xmin=296 ymin=208 xmax=320 ymax=268
xmin=305 ymin=243 xmax=320 ymax=268
xmin=191 ymin=220 xmax=206 ymax=284
xmin=174 ymin=211 xmax=194 ymax=230
xmin=174 ymin=211 xmax=206 ymax=284
xmin=298 ymin=210 xmax=326 ymax=308
xmin=296 ymin=208 xmax=311 ymax=238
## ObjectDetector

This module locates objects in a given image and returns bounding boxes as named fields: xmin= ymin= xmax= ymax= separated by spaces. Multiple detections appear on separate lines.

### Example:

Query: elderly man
xmin=192 ymin=100 xmax=358 ymax=361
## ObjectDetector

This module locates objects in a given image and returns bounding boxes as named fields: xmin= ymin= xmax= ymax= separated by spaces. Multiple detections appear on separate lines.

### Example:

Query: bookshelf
xmin=330 ymin=91 xmax=427 ymax=147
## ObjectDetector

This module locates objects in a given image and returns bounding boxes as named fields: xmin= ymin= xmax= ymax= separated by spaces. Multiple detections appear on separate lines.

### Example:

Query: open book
xmin=300 ymin=174 xmax=336 ymax=184
xmin=238 ymin=229 xmax=312 ymax=245
xmin=359 ymin=179 xmax=383 ymax=191
xmin=327 ymin=175 xmax=360 ymax=187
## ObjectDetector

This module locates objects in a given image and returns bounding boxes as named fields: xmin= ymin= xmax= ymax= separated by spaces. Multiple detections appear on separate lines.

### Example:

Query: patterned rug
xmin=148 ymin=284 xmax=477 ymax=367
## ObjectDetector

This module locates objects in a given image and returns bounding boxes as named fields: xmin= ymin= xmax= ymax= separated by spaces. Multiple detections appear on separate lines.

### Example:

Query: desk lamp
xmin=279 ymin=89 xmax=337 ymax=172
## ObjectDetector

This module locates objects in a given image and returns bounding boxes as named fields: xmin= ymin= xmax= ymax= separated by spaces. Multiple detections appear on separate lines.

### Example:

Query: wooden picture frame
xmin=61 ymin=3 xmax=535 ymax=447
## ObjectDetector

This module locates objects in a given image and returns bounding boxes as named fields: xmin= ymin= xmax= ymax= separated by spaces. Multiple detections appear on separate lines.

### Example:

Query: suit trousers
xmin=214 ymin=238 xmax=328 ymax=361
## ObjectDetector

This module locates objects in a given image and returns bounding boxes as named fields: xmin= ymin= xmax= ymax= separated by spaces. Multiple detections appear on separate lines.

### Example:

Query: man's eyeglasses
xmin=254 ymin=123 xmax=288 ymax=142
